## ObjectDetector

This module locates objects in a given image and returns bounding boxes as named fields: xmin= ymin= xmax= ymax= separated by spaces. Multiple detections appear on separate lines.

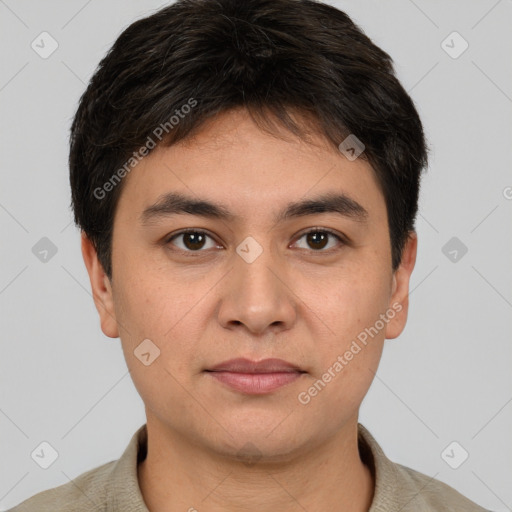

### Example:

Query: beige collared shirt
xmin=9 ymin=423 xmax=489 ymax=511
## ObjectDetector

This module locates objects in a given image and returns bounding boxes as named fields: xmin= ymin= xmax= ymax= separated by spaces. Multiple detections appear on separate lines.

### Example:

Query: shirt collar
xmin=106 ymin=423 xmax=150 ymax=512
xmin=358 ymin=423 xmax=402 ymax=511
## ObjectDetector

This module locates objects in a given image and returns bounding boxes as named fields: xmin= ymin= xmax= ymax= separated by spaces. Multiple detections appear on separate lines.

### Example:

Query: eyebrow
xmin=139 ymin=191 xmax=368 ymax=226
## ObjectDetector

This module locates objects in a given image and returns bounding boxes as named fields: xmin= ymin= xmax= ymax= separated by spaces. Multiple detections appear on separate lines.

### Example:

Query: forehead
xmin=115 ymin=109 xmax=386 ymax=225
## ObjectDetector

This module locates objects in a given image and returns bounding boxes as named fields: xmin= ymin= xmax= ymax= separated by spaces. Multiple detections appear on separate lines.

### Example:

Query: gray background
xmin=1 ymin=0 xmax=511 ymax=510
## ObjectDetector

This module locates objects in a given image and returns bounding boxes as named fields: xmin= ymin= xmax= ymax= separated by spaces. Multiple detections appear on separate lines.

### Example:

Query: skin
xmin=82 ymin=107 xmax=417 ymax=512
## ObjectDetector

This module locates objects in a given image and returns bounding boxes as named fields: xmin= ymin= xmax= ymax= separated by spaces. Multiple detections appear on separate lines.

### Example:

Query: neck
xmin=138 ymin=417 xmax=374 ymax=512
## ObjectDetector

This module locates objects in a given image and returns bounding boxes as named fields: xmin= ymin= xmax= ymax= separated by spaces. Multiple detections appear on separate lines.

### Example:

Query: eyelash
xmin=164 ymin=227 xmax=347 ymax=255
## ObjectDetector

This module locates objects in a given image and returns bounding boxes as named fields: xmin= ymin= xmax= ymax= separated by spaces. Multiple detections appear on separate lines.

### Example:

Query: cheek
xmin=318 ymin=266 xmax=392 ymax=346
xmin=112 ymin=257 xmax=187 ymax=338
xmin=298 ymin=328 xmax=385 ymax=419
xmin=112 ymin=272 xmax=200 ymax=420
xmin=112 ymin=265 xmax=208 ymax=377
xmin=304 ymin=263 xmax=390 ymax=399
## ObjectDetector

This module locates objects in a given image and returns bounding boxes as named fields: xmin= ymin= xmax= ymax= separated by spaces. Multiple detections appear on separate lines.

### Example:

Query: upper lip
xmin=206 ymin=358 xmax=305 ymax=374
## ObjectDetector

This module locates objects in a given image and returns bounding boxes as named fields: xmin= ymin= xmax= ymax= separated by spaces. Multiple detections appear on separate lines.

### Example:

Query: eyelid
xmin=293 ymin=226 xmax=347 ymax=244
xmin=165 ymin=228 xmax=221 ymax=247
xmin=290 ymin=226 xmax=347 ymax=252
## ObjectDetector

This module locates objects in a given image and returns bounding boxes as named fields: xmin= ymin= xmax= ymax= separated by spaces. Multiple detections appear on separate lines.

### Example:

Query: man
xmin=11 ymin=0 xmax=489 ymax=510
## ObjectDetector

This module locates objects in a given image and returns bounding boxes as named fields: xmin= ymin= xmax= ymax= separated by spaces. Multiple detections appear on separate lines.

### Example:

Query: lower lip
xmin=206 ymin=371 xmax=304 ymax=394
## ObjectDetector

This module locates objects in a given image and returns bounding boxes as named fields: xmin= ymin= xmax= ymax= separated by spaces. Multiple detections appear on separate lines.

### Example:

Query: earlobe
xmin=80 ymin=232 xmax=119 ymax=339
xmin=385 ymin=232 xmax=418 ymax=340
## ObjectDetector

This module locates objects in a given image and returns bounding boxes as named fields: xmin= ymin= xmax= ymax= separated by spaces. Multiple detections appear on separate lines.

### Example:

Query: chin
xmin=204 ymin=417 xmax=316 ymax=462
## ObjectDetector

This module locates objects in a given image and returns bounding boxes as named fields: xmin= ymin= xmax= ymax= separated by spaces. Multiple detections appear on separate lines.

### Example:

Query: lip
xmin=205 ymin=358 xmax=306 ymax=394
xmin=207 ymin=357 xmax=304 ymax=373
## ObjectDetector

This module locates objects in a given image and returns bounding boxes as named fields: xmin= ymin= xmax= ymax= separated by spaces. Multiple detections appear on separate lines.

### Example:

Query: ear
xmin=81 ymin=232 xmax=119 ymax=339
xmin=385 ymin=232 xmax=417 ymax=340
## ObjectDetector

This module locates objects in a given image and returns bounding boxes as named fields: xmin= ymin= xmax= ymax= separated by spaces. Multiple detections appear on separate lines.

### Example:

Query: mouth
xmin=204 ymin=358 xmax=307 ymax=395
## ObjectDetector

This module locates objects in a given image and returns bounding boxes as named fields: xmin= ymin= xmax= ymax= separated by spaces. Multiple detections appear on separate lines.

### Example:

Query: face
xmin=83 ymin=107 xmax=416 ymax=460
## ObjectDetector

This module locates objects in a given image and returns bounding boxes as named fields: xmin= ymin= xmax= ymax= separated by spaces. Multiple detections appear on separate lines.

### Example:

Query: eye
xmin=165 ymin=227 xmax=346 ymax=254
xmin=292 ymin=228 xmax=345 ymax=252
xmin=166 ymin=229 xmax=220 ymax=252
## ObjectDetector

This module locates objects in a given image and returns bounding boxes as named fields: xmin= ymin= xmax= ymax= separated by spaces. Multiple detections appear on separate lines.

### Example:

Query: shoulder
xmin=358 ymin=424 xmax=490 ymax=512
xmin=8 ymin=423 xmax=147 ymax=512
xmin=8 ymin=459 xmax=116 ymax=512
xmin=392 ymin=462 xmax=490 ymax=511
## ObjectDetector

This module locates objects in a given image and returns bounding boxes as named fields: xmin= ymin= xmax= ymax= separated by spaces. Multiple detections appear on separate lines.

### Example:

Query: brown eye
xmin=181 ymin=232 xmax=207 ymax=250
xmin=293 ymin=229 xmax=344 ymax=252
xmin=306 ymin=231 xmax=329 ymax=250
xmin=167 ymin=230 xmax=218 ymax=252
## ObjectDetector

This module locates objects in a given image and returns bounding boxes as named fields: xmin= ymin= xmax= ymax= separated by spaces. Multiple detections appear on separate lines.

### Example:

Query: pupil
xmin=184 ymin=232 xmax=205 ymax=250
xmin=307 ymin=232 xmax=328 ymax=250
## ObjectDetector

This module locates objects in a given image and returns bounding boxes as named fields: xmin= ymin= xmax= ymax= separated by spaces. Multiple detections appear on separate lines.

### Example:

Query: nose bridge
xmin=218 ymin=234 xmax=296 ymax=334
xmin=238 ymin=243 xmax=279 ymax=302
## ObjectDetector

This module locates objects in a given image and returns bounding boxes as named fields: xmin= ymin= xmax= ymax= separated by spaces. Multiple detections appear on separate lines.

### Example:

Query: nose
xmin=217 ymin=243 xmax=297 ymax=336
